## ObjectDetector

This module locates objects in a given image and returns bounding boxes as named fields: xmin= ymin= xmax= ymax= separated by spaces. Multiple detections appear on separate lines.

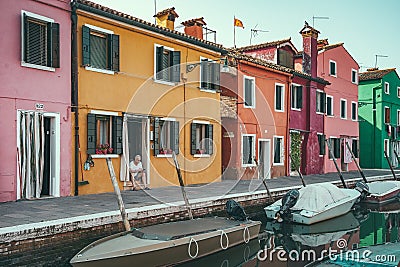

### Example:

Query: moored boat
xmin=264 ymin=183 xmax=361 ymax=225
xmin=70 ymin=217 xmax=261 ymax=267
xmin=363 ymin=181 xmax=400 ymax=204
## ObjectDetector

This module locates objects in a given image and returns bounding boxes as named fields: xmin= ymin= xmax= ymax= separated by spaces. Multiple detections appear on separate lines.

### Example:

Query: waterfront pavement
xmin=0 ymin=169 xmax=399 ymax=231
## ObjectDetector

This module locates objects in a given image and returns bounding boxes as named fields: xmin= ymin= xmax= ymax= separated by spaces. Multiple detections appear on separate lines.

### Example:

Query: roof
xmin=181 ymin=17 xmax=206 ymax=26
xmin=234 ymin=38 xmax=297 ymax=53
xmin=318 ymin=42 xmax=344 ymax=51
xmin=73 ymin=0 xmax=224 ymax=53
xmin=359 ymin=68 xmax=397 ymax=81
xmin=153 ymin=7 xmax=179 ymax=18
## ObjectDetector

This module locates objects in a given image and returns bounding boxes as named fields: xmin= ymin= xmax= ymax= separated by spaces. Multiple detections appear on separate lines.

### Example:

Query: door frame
xmin=16 ymin=110 xmax=60 ymax=199
xmin=258 ymin=138 xmax=271 ymax=179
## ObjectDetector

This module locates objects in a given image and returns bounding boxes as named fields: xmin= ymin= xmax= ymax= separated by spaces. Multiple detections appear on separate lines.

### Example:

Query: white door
xmin=258 ymin=139 xmax=271 ymax=179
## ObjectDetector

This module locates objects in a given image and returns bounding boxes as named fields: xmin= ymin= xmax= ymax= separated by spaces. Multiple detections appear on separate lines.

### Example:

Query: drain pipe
xmin=71 ymin=1 xmax=79 ymax=196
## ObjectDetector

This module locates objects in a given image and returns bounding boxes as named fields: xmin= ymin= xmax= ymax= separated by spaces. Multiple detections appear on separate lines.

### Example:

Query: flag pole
xmin=234 ymin=16 xmax=236 ymax=48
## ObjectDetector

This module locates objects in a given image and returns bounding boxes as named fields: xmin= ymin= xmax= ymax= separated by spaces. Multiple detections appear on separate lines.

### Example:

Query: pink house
xmin=317 ymin=40 xmax=360 ymax=172
xmin=0 ymin=0 xmax=71 ymax=202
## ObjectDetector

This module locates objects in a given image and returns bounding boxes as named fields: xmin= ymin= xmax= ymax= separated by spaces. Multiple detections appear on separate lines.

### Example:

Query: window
xmin=278 ymin=49 xmax=294 ymax=69
xmin=326 ymin=95 xmax=333 ymax=116
xmin=200 ymin=58 xmax=220 ymax=91
xmin=385 ymin=106 xmax=390 ymax=124
xmin=384 ymin=82 xmax=390 ymax=94
xmin=275 ymin=83 xmax=285 ymax=112
xmin=191 ymin=121 xmax=213 ymax=155
xmin=291 ymin=84 xmax=303 ymax=110
xmin=329 ymin=60 xmax=337 ymax=76
xmin=316 ymin=90 xmax=326 ymax=114
xmin=87 ymin=112 xmax=122 ymax=155
xmin=21 ymin=11 xmax=59 ymax=70
xmin=328 ymin=137 xmax=341 ymax=159
xmin=398 ymin=87 xmax=400 ymax=98
xmin=242 ymin=134 xmax=256 ymax=166
xmin=384 ymin=139 xmax=389 ymax=155
xmin=273 ymin=136 xmax=284 ymax=165
xmin=155 ymin=45 xmax=180 ymax=83
xmin=351 ymin=102 xmax=357 ymax=121
xmin=352 ymin=139 xmax=359 ymax=158
xmin=398 ymin=110 xmax=400 ymax=126
xmin=340 ymin=99 xmax=347 ymax=119
xmin=317 ymin=134 xmax=326 ymax=155
xmin=153 ymin=118 xmax=179 ymax=156
xmin=82 ymin=25 xmax=119 ymax=73
xmin=244 ymin=76 xmax=255 ymax=108
xmin=351 ymin=69 xmax=357 ymax=84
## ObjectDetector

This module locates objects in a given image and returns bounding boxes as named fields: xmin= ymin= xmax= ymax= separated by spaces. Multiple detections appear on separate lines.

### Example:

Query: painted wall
xmin=0 ymin=0 xmax=71 ymax=202
xmin=359 ymin=71 xmax=400 ymax=168
xmin=75 ymin=9 xmax=222 ymax=195
xmin=221 ymin=61 xmax=291 ymax=179
xmin=317 ymin=45 xmax=359 ymax=173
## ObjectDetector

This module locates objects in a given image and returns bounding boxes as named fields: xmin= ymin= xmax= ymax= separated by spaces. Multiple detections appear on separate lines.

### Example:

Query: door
xmin=41 ymin=117 xmax=51 ymax=196
xmin=258 ymin=139 xmax=271 ymax=179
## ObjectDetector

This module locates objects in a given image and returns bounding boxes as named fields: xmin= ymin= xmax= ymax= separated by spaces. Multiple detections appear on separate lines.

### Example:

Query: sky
xmin=94 ymin=0 xmax=399 ymax=73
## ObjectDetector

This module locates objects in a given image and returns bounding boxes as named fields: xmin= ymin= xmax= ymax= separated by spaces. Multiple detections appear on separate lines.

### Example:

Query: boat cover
xmin=132 ymin=217 xmax=247 ymax=241
xmin=368 ymin=181 xmax=400 ymax=195
xmin=290 ymin=183 xmax=349 ymax=213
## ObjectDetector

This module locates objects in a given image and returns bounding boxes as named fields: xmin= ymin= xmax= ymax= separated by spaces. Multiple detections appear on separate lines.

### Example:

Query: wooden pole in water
xmin=289 ymin=153 xmax=306 ymax=187
xmin=172 ymin=152 xmax=193 ymax=219
xmin=325 ymin=139 xmax=347 ymax=188
xmin=344 ymin=141 xmax=368 ymax=183
xmin=254 ymin=158 xmax=274 ymax=202
xmin=384 ymin=151 xmax=398 ymax=181
xmin=106 ymin=158 xmax=131 ymax=232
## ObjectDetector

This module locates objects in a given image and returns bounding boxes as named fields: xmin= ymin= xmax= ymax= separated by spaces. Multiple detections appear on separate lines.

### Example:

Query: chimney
xmin=153 ymin=7 xmax=179 ymax=31
xmin=300 ymin=21 xmax=320 ymax=78
xmin=317 ymin=39 xmax=329 ymax=49
xmin=367 ymin=68 xmax=379 ymax=71
xmin=182 ymin=17 xmax=206 ymax=40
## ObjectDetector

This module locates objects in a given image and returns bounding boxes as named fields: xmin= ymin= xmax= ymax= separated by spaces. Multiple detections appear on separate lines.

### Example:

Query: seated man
xmin=129 ymin=155 xmax=150 ymax=190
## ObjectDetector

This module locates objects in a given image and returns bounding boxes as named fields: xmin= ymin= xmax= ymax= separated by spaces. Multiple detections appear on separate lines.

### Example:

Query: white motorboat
xmin=363 ymin=181 xmax=400 ymax=204
xmin=264 ymin=183 xmax=361 ymax=225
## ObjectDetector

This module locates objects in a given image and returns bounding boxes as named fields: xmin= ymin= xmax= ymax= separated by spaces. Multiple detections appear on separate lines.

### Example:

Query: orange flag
xmin=234 ymin=18 xmax=244 ymax=28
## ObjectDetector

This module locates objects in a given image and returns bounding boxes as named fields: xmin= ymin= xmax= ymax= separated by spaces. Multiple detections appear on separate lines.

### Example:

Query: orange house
xmin=71 ymin=0 xmax=225 ymax=195
xmin=221 ymin=53 xmax=292 ymax=180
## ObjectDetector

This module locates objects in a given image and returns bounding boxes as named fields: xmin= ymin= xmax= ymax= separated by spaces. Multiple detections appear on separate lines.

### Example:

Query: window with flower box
xmin=87 ymin=112 xmax=122 ymax=155
xmin=191 ymin=121 xmax=213 ymax=156
xmin=153 ymin=118 xmax=179 ymax=156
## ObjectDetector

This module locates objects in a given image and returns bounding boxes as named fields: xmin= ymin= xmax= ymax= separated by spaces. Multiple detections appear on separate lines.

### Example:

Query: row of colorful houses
xmin=1 ymin=0 xmax=399 ymax=203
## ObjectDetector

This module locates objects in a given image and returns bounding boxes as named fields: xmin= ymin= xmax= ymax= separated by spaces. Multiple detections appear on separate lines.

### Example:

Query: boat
xmin=264 ymin=182 xmax=361 ymax=225
xmin=363 ymin=181 xmax=400 ymax=204
xmin=70 ymin=216 xmax=261 ymax=267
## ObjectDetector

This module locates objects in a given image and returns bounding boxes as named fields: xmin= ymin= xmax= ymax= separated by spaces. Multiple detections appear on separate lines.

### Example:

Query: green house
xmin=358 ymin=68 xmax=400 ymax=168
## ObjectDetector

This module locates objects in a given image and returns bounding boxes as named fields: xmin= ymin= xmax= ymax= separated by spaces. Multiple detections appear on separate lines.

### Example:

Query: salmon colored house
xmin=317 ymin=40 xmax=360 ymax=173
xmin=221 ymin=53 xmax=292 ymax=180
xmin=0 ymin=0 xmax=71 ymax=202
xmin=72 ymin=0 xmax=225 ymax=195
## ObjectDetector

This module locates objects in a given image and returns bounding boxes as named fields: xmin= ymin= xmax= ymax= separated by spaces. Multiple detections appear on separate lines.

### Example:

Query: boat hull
xmin=363 ymin=181 xmax=400 ymax=204
xmin=265 ymin=188 xmax=360 ymax=225
xmin=70 ymin=218 xmax=261 ymax=267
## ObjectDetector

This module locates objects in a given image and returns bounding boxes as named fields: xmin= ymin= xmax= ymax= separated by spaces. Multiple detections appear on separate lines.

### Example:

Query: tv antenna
xmin=312 ymin=16 xmax=329 ymax=27
xmin=374 ymin=54 xmax=388 ymax=68
xmin=250 ymin=24 xmax=269 ymax=45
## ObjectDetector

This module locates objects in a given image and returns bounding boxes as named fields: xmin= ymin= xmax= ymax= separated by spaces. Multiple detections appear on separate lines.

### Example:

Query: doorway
xmin=258 ymin=139 xmax=271 ymax=179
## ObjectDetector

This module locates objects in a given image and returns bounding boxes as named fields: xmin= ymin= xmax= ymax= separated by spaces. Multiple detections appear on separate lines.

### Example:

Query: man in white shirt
xmin=129 ymin=155 xmax=150 ymax=190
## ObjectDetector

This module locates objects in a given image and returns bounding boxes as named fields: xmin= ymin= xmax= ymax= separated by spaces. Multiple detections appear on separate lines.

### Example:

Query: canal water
xmin=58 ymin=202 xmax=399 ymax=266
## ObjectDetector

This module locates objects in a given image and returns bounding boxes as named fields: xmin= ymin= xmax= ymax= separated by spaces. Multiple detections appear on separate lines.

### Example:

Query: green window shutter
xmin=171 ymin=50 xmax=181 ymax=82
xmin=205 ymin=124 xmax=214 ymax=155
xmin=318 ymin=134 xmax=326 ymax=155
xmin=170 ymin=121 xmax=180 ymax=154
xmin=291 ymin=86 xmax=295 ymax=108
xmin=352 ymin=140 xmax=358 ymax=158
xmin=110 ymin=34 xmax=120 ymax=72
xmin=87 ymin=113 xmax=97 ymax=154
xmin=211 ymin=62 xmax=220 ymax=91
xmin=334 ymin=138 xmax=341 ymax=158
xmin=297 ymin=86 xmax=303 ymax=109
xmin=47 ymin=22 xmax=60 ymax=68
xmin=201 ymin=59 xmax=208 ymax=88
xmin=156 ymin=46 xmax=164 ymax=80
xmin=82 ymin=25 xmax=91 ymax=66
xmin=23 ymin=14 xmax=28 ymax=62
xmin=276 ymin=86 xmax=282 ymax=110
xmin=321 ymin=92 xmax=327 ymax=113
xmin=153 ymin=118 xmax=160 ymax=156
xmin=191 ymin=123 xmax=197 ymax=155
xmin=111 ymin=116 xmax=123 ymax=154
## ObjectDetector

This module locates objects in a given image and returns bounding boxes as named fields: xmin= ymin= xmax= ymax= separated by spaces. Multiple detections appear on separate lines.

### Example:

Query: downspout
xmin=286 ymin=75 xmax=292 ymax=176
xmin=71 ymin=1 xmax=79 ymax=196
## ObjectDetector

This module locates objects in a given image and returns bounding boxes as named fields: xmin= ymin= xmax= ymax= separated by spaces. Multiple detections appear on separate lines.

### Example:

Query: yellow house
xmin=71 ymin=0 xmax=225 ymax=195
